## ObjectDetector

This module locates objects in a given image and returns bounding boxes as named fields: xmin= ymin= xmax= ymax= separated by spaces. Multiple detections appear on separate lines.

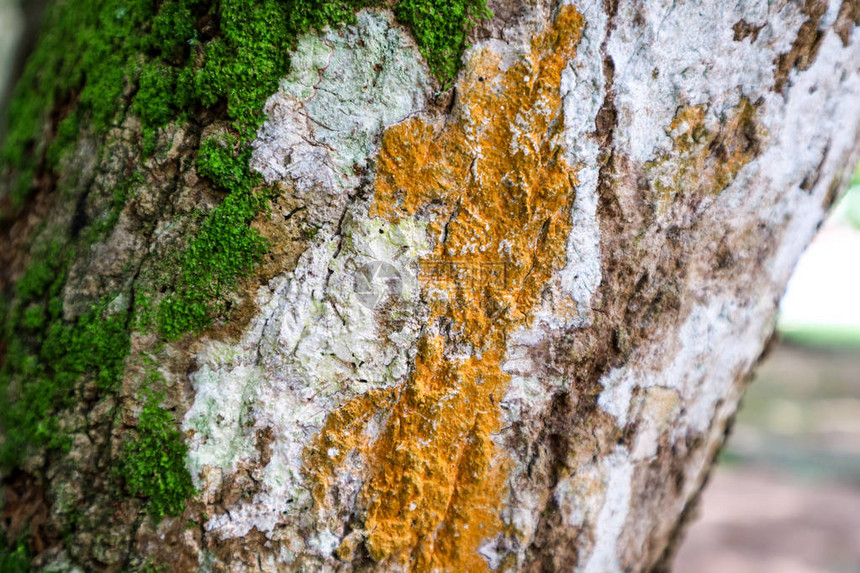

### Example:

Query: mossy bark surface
xmin=1 ymin=0 xmax=859 ymax=571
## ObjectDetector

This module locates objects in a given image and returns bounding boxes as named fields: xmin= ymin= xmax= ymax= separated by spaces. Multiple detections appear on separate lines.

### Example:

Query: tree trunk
xmin=1 ymin=0 xmax=858 ymax=571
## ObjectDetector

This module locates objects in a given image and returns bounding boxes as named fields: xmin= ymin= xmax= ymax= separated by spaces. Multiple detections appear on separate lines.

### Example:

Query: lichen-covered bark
xmin=1 ymin=0 xmax=859 ymax=571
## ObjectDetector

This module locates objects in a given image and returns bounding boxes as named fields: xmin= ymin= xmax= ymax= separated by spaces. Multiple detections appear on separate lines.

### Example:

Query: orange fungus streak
xmin=305 ymin=6 xmax=584 ymax=571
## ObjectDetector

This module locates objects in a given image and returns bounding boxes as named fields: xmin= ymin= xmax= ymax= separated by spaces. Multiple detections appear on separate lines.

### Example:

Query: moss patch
xmin=0 ymin=0 xmax=495 ymax=557
xmin=155 ymin=135 xmax=271 ymax=339
xmin=0 ymin=172 xmax=136 ymax=468
xmin=395 ymin=0 xmax=492 ymax=85
xmin=1 ymin=0 xmax=159 ymax=206
xmin=0 ymin=534 xmax=30 ymax=573
xmin=118 ymin=391 xmax=196 ymax=520
xmin=0 ymin=296 xmax=131 ymax=467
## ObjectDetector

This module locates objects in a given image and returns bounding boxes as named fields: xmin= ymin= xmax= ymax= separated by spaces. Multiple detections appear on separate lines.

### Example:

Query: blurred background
xmin=1 ymin=2 xmax=859 ymax=571
xmin=675 ymin=172 xmax=860 ymax=573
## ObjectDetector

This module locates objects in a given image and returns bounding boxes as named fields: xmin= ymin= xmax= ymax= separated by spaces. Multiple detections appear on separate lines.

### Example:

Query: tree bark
xmin=1 ymin=0 xmax=859 ymax=571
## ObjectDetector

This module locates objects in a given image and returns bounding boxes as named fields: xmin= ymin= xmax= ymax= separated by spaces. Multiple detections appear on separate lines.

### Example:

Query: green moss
xmin=21 ymin=305 xmax=46 ymax=330
xmin=43 ymin=304 xmax=131 ymax=391
xmin=5 ymin=0 xmax=492 ymax=335
xmin=0 ymin=300 xmax=131 ymax=467
xmin=134 ymin=63 xmax=181 ymax=128
xmin=157 ymin=135 xmax=270 ymax=339
xmin=1 ymin=0 xmax=157 ymax=205
xmin=46 ymin=110 xmax=81 ymax=168
xmin=0 ymin=0 xmax=493 ymax=538
xmin=0 ymin=534 xmax=31 ymax=573
xmin=118 ymin=391 xmax=196 ymax=520
xmin=145 ymin=1 xmax=197 ymax=63
xmin=136 ymin=560 xmax=171 ymax=573
xmin=1 ymin=232 xmax=131 ymax=469
xmin=15 ymin=263 xmax=55 ymax=303
xmin=395 ymin=0 xmax=492 ymax=84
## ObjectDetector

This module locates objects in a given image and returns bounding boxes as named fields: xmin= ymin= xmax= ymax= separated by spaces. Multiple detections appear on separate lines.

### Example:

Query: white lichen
xmin=556 ymin=0 xmax=609 ymax=328
xmin=607 ymin=0 xmax=803 ymax=165
xmin=251 ymin=9 xmax=432 ymax=221
xmin=579 ymin=448 xmax=633 ymax=573
xmin=183 ymin=10 xmax=433 ymax=542
xmin=186 ymin=215 xmax=430 ymax=538
xmin=553 ymin=447 xmax=635 ymax=573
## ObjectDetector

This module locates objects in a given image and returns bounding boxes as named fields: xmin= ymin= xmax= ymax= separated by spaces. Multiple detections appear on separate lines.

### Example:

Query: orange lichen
xmin=303 ymin=388 xmax=397 ymax=505
xmin=649 ymin=98 xmax=761 ymax=206
xmin=304 ymin=6 xmax=585 ymax=571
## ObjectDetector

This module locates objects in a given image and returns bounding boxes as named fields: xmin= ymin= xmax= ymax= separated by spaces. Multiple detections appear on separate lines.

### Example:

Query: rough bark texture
xmin=1 ymin=0 xmax=859 ymax=571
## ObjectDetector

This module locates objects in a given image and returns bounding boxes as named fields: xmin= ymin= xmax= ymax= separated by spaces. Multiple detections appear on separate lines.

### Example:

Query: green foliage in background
xmin=776 ymin=163 xmax=860 ymax=350
xmin=835 ymin=167 xmax=860 ymax=230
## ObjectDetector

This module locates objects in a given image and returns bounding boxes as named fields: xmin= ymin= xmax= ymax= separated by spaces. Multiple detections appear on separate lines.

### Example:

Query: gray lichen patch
xmin=251 ymin=10 xmax=433 ymax=224
xmin=607 ymin=0 xmax=804 ymax=166
xmin=184 ymin=213 xmax=430 ymax=540
xmin=181 ymin=9 xmax=436 ymax=548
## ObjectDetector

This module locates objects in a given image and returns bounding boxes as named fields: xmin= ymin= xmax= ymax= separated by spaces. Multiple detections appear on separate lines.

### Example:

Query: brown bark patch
xmin=1 ymin=471 xmax=61 ymax=556
xmin=772 ymin=0 xmax=828 ymax=93
xmin=0 ymin=182 xmax=54 ymax=295
xmin=732 ymin=20 xmax=764 ymax=42
xmin=133 ymin=516 xmax=202 ymax=573
xmin=834 ymin=0 xmax=860 ymax=46
xmin=206 ymin=526 xmax=269 ymax=571
xmin=203 ymin=187 xmax=312 ymax=343
xmin=646 ymin=98 xmax=763 ymax=209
